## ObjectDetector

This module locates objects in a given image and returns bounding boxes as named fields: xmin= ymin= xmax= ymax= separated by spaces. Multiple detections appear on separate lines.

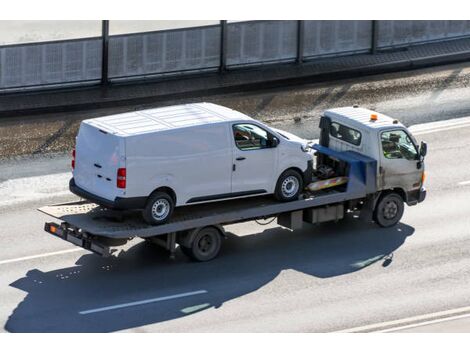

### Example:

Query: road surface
xmin=1 ymin=63 xmax=470 ymax=332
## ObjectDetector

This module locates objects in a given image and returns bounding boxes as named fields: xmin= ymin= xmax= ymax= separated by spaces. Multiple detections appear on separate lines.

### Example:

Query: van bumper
xmin=69 ymin=178 xmax=146 ymax=210
xmin=303 ymin=160 xmax=314 ymax=184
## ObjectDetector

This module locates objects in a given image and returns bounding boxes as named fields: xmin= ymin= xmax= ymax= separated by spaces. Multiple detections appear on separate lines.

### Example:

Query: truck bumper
xmin=406 ymin=187 xmax=426 ymax=206
xmin=69 ymin=178 xmax=146 ymax=210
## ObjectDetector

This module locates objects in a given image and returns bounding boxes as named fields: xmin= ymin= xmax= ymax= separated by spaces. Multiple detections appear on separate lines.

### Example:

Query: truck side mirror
xmin=420 ymin=141 xmax=427 ymax=157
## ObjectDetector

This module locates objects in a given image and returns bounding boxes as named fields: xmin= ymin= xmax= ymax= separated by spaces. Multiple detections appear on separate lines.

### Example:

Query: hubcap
xmin=281 ymin=176 xmax=299 ymax=198
xmin=197 ymin=234 xmax=214 ymax=254
xmin=383 ymin=200 xmax=398 ymax=220
xmin=151 ymin=198 xmax=170 ymax=221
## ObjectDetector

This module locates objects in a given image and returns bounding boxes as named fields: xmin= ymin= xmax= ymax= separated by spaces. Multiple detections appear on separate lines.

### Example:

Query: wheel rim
xmin=197 ymin=234 xmax=215 ymax=254
xmin=382 ymin=200 xmax=398 ymax=220
xmin=151 ymin=198 xmax=170 ymax=221
xmin=281 ymin=176 xmax=299 ymax=198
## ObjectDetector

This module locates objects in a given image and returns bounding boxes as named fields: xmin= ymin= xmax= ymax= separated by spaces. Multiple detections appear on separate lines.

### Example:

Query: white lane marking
xmin=79 ymin=290 xmax=208 ymax=315
xmin=0 ymin=248 xmax=84 ymax=265
xmin=457 ymin=180 xmax=470 ymax=186
xmin=413 ymin=124 xmax=470 ymax=136
xmin=334 ymin=305 xmax=470 ymax=333
xmin=375 ymin=312 xmax=470 ymax=333
xmin=409 ymin=115 xmax=470 ymax=135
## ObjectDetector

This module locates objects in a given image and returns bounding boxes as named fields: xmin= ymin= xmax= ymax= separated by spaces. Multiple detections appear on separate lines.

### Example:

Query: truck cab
xmin=318 ymin=106 xmax=426 ymax=223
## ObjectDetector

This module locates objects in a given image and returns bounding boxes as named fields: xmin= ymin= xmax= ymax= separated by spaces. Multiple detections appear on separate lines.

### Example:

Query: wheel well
xmin=150 ymin=186 xmax=177 ymax=204
xmin=380 ymin=188 xmax=407 ymax=202
xmin=283 ymin=167 xmax=304 ymax=179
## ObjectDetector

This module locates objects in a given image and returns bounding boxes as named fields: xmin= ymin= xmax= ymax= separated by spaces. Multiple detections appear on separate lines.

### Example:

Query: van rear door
xmin=73 ymin=122 xmax=124 ymax=201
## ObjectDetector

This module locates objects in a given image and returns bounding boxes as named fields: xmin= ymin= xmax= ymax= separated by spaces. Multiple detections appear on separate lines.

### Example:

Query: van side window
xmin=381 ymin=130 xmax=418 ymax=160
xmin=233 ymin=124 xmax=277 ymax=150
xmin=330 ymin=122 xmax=361 ymax=146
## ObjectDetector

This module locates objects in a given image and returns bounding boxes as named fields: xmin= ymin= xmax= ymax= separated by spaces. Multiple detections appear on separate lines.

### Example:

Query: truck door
xmin=231 ymin=123 xmax=278 ymax=194
xmin=378 ymin=129 xmax=423 ymax=191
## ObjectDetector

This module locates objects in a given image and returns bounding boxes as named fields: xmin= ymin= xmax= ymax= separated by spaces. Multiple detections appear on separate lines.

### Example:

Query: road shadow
xmin=5 ymin=216 xmax=414 ymax=332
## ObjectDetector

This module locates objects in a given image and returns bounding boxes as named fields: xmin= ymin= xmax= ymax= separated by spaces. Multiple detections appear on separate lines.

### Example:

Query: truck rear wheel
xmin=142 ymin=192 xmax=174 ymax=225
xmin=182 ymin=227 xmax=222 ymax=262
xmin=373 ymin=192 xmax=404 ymax=228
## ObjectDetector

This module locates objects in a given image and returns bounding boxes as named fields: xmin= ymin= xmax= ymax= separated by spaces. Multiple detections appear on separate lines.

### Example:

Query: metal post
xmin=220 ymin=20 xmax=227 ymax=73
xmin=296 ymin=20 xmax=305 ymax=64
xmin=101 ymin=20 xmax=110 ymax=85
xmin=371 ymin=20 xmax=379 ymax=54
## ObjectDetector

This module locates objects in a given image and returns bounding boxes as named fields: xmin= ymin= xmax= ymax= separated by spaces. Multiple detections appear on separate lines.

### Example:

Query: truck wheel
xmin=187 ymin=227 xmax=222 ymax=262
xmin=373 ymin=193 xmax=404 ymax=228
xmin=142 ymin=192 xmax=174 ymax=225
xmin=275 ymin=169 xmax=303 ymax=202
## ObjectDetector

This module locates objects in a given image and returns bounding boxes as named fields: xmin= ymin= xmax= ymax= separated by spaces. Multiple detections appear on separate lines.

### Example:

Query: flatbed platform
xmin=39 ymin=190 xmax=347 ymax=239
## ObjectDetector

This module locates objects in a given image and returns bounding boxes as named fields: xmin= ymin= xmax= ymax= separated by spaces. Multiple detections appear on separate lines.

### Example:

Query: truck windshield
xmin=381 ymin=130 xmax=418 ymax=160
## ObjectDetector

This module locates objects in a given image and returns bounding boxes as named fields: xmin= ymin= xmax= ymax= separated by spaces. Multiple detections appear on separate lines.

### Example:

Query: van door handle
xmin=94 ymin=163 xmax=102 ymax=168
xmin=236 ymin=157 xmax=246 ymax=161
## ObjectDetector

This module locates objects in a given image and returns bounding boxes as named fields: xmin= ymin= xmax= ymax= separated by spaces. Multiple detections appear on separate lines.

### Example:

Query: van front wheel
xmin=275 ymin=169 xmax=303 ymax=202
xmin=143 ymin=192 xmax=174 ymax=225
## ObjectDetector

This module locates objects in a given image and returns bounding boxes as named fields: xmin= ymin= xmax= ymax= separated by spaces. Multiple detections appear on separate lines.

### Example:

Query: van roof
xmin=84 ymin=103 xmax=253 ymax=136
xmin=324 ymin=107 xmax=405 ymax=131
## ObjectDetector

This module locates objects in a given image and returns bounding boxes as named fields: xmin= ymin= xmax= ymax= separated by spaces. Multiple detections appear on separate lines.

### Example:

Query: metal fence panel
xmin=226 ymin=21 xmax=297 ymax=67
xmin=377 ymin=20 xmax=470 ymax=48
xmin=303 ymin=20 xmax=372 ymax=59
xmin=0 ymin=38 xmax=101 ymax=90
xmin=108 ymin=25 xmax=220 ymax=78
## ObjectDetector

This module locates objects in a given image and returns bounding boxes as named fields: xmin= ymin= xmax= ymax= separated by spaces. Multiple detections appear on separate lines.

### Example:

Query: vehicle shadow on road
xmin=5 ymin=216 xmax=414 ymax=332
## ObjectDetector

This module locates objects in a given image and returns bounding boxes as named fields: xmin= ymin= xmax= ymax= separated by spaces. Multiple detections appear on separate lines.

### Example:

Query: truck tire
xmin=142 ymin=192 xmax=174 ymax=225
xmin=186 ymin=227 xmax=222 ymax=262
xmin=373 ymin=192 xmax=404 ymax=228
xmin=274 ymin=169 xmax=303 ymax=202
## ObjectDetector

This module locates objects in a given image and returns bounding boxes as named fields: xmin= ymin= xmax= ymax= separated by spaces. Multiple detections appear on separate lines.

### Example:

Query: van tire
xmin=373 ymin=192 xmax=404 ymax=228
xmin=274 ymin=169 xmax=303 ymax=202
xmin=142 ymin=192 xmax=174 ymax=225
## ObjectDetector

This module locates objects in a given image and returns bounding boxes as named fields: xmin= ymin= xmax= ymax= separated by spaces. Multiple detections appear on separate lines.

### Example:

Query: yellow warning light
xmin=370 ymin=114 xmax=378 ymax=121
xmin=422 ymin=171 xmax=426 ymax=184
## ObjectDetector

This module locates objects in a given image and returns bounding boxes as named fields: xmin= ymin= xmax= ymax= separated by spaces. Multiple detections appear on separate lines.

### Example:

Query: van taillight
xmin=117 ymin=168 xmax=126 ymax=189
xmin=71 ymin=148 xmax=76 ymax=170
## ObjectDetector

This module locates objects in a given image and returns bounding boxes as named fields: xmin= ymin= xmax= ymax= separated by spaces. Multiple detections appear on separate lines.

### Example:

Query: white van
xmin=70 ymin=103 xmax=313 ymax=224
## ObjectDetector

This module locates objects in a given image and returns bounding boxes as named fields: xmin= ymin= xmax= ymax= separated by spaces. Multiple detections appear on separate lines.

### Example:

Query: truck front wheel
xmin=373 ymin=192 xmax=404 ymax=228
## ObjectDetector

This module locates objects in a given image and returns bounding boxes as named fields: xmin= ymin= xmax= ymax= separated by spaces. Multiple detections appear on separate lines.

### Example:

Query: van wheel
xmin=142 ymin=192 xmax=174 ymax=225
xmin=373 ymin=192 xmax=404 ymax=228
xmin=275 ymin=169 xmax=303 ymax=202
xmin=186 ymin=227 xmax=222 ymax=262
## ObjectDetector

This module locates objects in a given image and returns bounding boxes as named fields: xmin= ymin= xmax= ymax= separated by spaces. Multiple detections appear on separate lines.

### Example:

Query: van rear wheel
xmin=143 ymin=192 xmax=174 ymax=225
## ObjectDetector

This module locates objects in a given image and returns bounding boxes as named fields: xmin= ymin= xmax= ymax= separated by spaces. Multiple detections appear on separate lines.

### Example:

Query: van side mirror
xmin=270 ymin=137 xmax=279 ymax=148
xmin=420 ymin=141 xmax=427 ymax=157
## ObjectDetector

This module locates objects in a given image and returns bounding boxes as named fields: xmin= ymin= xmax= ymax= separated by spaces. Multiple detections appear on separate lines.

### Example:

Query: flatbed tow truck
xmin=39 ymin=107 xmax=427 ymax=262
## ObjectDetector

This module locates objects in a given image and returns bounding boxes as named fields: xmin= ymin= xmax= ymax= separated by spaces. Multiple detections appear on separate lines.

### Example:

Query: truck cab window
xmin=381 ymin=130 xmax=418 ymax=160
xmin=233 ymin=124 xmax=277 ymax=150
xmin=330 ymin=122 xmax=361 ymax=146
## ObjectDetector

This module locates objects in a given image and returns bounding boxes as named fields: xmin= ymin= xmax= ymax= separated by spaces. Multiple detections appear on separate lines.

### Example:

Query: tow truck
xmin=40 ymin=107 xmax=427 ymax=262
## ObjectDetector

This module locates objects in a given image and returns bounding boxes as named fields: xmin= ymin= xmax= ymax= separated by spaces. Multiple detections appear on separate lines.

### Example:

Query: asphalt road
xmin=2 ymin=64 xmax=470 ymax=332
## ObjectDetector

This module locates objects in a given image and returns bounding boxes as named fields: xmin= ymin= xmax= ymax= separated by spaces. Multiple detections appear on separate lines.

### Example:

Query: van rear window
xmin=330 ymin=122 xmax=361 ymax=146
